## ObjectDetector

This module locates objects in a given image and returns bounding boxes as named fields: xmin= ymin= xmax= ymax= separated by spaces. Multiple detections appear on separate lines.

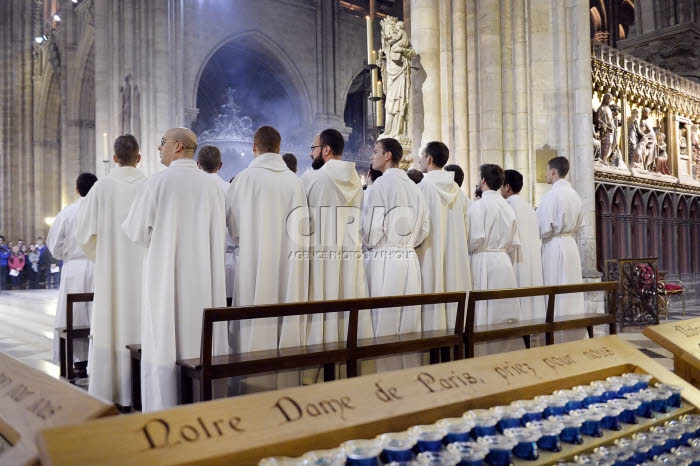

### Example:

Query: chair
xmin=657 ymin=272 xmax=686 ymax=319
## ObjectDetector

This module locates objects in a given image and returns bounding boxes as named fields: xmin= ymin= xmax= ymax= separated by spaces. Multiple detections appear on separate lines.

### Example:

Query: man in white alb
xmin=122 ymin=127 xmax=228 ymax=411
xmin=416 ymin=141 xmax=472 ymax=335
xmin=304 ymin=129 xmax=370 ymax=382
xmin=197 ymin=145 xmax=236 ymax=302
xmin=47 ymin=172 xmax=98 ymax=365
xmin=362 ymin=137 xmax=429 ymax=371
xmin=537 ymin=156 xmax=586 ymax=343
xmin=501 ymin=169 xmax=545 ymax=329
xmin=226 ymin=125 xmax=309 ymax=393
xmin=468 ymin=164 xmax=522 ymax=356
xmin=76 ymin=134 xmax=146 ymax=409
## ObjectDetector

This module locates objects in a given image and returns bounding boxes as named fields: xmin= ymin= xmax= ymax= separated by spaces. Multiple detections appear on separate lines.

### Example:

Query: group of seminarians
xmin=48 ymin=124 xmax=584 ymax=413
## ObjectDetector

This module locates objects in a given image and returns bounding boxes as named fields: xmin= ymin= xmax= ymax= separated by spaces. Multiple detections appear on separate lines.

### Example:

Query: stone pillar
xmin=475 ymin=1 xmax=503 ymax=165
xmin=511 ymin=0 xmax=534 ymax=202
xmin=410 ymin=0 xmax=441 ymax=155
xmin=568 ymin=0 xmax=597 ymax=279
xmin=452 ymin=0 xmax=468 ymax=171
xmin=312 ymin=0 xmax=347 ymax=131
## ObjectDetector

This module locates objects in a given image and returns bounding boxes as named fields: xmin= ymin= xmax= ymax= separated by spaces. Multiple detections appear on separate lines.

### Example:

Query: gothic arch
xmin=646 ymin=193 xmax=660 ymax=261
xmin=660 ymin=195 xmax=675 ymax=273
xmin=677 ymin=197 xmax=690 ymax=273
xmin=630 ymin=190 xmax=645 ymax=257
xmin=611 ymin=188 xmax=626 ymax=259
xmin=192 ymin=30 xmax=312 ymax=125
xmin=595 ymin=185 xmax=610 ymax=271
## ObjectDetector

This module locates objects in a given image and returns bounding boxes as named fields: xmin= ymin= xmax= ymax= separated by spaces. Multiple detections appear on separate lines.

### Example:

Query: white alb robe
xmin=506 ymin=194 xmax=545 ymax=324
xmin=208 ymin=172 xmax=237 ymax=301
xmin=305 ymin=159 xmax=370 ymax=380
xmin=122 ymin=158 xmax=228 ymax=412
xmin=537 ymin=178 xmax=586 ymax=343
xmin=468 ymin=190 xmax=522 ymax=356
xmin=416 ymin=170 xmax=472 ymax=333
xmin=75 ymin=166 xmax=146 ymax=406
xmin=226 ymin=153 xmax=309 ymax=392
xmin=362 ymin=168 xmax=429 ymax=371
xmin=46 ymin=197 xmax=95 ymax=363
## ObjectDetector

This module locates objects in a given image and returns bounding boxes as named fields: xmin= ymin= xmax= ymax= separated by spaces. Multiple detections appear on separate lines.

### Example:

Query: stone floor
xmin=0 ymin=289 xmax=697 ymax=380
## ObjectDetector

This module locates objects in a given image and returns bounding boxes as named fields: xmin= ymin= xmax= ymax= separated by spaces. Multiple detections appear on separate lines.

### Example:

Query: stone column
xmin=475 ymin=0 xmax=503 ymax=165
xmin=511 ymin=0 xmax=534 ymax=201
xmin=410 ymin=0 xmax=441 ymax=155
xmin=312 ymin=0 xmax=347 ymax=131
xmin=568 ymin=0 xmax=598 ymax=279
xmin=452 ymin=0 xmax=468 ymax=171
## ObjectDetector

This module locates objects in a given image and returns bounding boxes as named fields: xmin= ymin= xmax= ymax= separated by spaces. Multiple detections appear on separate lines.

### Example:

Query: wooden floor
xmin=0 ymin=288 xmax=696 ymax=379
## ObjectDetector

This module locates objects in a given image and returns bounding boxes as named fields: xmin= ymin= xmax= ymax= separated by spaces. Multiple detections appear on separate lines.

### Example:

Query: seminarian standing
xmin=197 ymin=144 xmax=236 ymax=302
xmin=76 ymin=135 xmax=146 ymax=409
xmin=468 ymin=164 xmax=522 ymax=355
xmin=500 ymin=169 xmax=545 ymax=325
xmin=537 ymin=156 xmax=586 ymax=343
xmin=362 ymin=137 xmax=429 ymax=371
xmin=416 ymin=141 xmax=472 ymax=334
xmin=304 ymin=129 xmax=371 ymax=378
xmin=225 ymin=125 xmax=309 ymax=392
xmin=47 ymin=172 xmax=98 ymax=365
xmin=122 ymin=128 xmax=227 ymax=411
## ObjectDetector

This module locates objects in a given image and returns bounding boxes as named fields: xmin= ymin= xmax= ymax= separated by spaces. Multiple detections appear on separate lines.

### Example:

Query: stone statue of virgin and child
xmin=377 ymin=16 xmax=415 ymax=146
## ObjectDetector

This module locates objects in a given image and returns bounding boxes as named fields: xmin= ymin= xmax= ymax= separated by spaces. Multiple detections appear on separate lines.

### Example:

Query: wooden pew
xmin=465 ymin=281 xmax=619 ymax=357
xmin=176 ymin=292 xmax=467 ymax=403
xmin=0 ymin=352 xmax=116 ymax=466
xmin=57 ymin=292 xmax=94 ymax=381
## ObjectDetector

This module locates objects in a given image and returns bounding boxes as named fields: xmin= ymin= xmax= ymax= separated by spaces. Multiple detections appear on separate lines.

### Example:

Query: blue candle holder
xmin=550 ymin=414 xmax=583 ymax=444
xmin=377 ymin=432 xmax=416 ymax=463
xmin=446 ymin=441 xmax=489 ymax=466
xmin=476 ymin=435 xmax=517 ymax=466
xmin=437 ymin=418 xmax=474 ymax=446
xmin=341 ymin=439 xmax=382 ymax=466
xmin=492 ymin=406 xmax=525 ymax=432
xmin=463 ymin=410 xmax=499 ymax=439
xmin=503 ymin=427 xmax=540 ymax=461
xmin=301 ymin=447 xmax=346 ymax=466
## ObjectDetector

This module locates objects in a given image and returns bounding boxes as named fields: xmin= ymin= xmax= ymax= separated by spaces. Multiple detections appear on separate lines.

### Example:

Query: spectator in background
xmin=8 ymin=245 xmax=25 ymax=289
xmin=20 ymin=244 xmax=29 ymax=289
xmin=27 ymin=244 xmax=40 ymax=289
xmin=0 ymin=236 xmax=9 ymax=290
xmin=282 ymin=153 xmax=298 ymax=173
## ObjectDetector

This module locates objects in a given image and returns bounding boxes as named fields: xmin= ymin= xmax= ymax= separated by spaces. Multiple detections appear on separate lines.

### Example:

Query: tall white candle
xmin=366 ymin=16 xmax=373 ymax=65
xmin=371 ymin=68 xmax=378 ymax=97
xmin=102 ymin=132 xmax=109 ymax=162
xmin=377 ymin=99 xmax=384 ymax=127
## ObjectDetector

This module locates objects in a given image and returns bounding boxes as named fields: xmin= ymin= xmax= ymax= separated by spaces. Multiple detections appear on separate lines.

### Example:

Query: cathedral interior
xmin=0 ymin=0 xmax=699 ymax=283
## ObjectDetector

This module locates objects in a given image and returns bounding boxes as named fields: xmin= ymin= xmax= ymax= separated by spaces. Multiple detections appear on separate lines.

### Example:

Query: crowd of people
xmin=35 ymin=125 xmax=584 ymax=413
xmin=0 ymin=236 xmax=62 ymax=290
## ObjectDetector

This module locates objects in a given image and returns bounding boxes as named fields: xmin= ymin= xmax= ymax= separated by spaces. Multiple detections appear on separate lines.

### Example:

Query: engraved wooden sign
xmin=38 ymin=336 xmax=699 ymax=466
xmin=0 ymin=352 xmax=116 ymax=466
xmin=643 ymin=317 xmax=700 ymax=386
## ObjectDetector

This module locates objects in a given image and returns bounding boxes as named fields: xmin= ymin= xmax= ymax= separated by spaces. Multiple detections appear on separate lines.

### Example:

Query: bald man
xmin=122 ymin=127 xmax=228 ymax=411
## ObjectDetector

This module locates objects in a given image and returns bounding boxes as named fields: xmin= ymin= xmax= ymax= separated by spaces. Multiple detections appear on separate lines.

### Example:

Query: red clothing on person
xmin=8 ymin=254 xmax=25 ymax=271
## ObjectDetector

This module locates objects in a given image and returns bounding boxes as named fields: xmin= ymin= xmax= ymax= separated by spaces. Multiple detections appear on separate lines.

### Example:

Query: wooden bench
xmin=465 ymin=281 xmax=619 ymax=357
xmin=58 ymin=292 xmax=94 ymax=381
xmin=176 ymin=292 xmax=467 ymax=403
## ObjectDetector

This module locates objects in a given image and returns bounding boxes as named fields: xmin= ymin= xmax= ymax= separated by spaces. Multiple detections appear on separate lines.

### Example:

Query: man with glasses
xmin=300 ymin=133 xmax=327 ymax=190
xmin=303 ymin=128 xmax=370 ymax=382
xmin=122 ymin=127 xmax=228 ymax=412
